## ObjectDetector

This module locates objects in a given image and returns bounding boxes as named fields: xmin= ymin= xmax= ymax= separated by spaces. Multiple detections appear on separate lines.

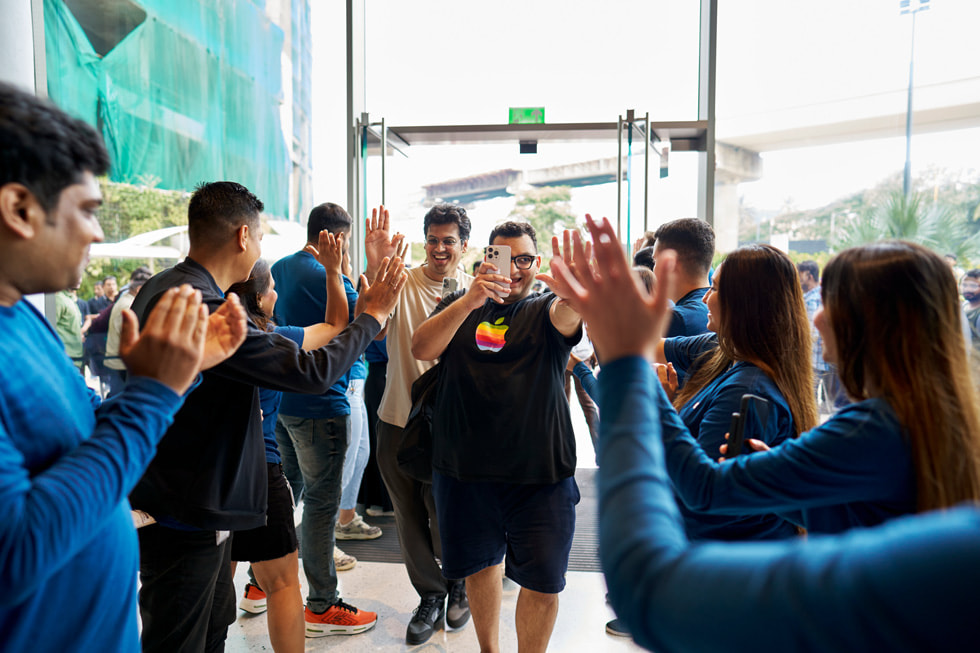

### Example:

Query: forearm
xmin=215 ymin=314 xmax=381 ymax=393
xmin=572 ymin=360 xmax=598 ymax=403
xmin=412 ymin=299 xmax=472 ymax=361
xmin=324 ymin=272 xmax=348 ymax=328
xmin=550 ymin=300 xmax=582 ymax=338
xmin=0 ymin=377 xmax=183 ymax=603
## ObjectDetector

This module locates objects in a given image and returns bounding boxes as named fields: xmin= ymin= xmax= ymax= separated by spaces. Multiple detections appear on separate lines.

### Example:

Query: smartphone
xmin=441 ymin=277 xmax=458 ymax=299
xmin=726 ymin=394 xmax=771 ymax=457
xmin=484 ymin=245 xmax=511 ymax=298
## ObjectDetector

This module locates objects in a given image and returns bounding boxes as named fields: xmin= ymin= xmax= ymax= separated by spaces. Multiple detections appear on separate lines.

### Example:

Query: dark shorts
xmin=231 ymin=463 xmax=298 ymax=562
xmin=432 ymin=471 xmax=580 ymax=594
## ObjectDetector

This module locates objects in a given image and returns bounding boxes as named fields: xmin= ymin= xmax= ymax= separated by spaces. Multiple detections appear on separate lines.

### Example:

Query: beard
xmin=964 ymin=291 xmax=980 ymax=303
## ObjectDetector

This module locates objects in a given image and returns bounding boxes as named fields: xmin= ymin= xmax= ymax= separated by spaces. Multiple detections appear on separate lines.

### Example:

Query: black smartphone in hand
xmin=727 ymin=394 xmax=771 ymax=457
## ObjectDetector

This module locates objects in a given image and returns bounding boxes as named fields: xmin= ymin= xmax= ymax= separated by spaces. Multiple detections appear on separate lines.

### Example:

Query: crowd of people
xmin=4 ymin=80 xmax=980 ymax=653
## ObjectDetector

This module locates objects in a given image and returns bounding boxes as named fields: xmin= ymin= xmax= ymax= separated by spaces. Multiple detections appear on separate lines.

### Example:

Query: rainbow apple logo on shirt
xmin=476 ymin=317 xmax=509 ymax=352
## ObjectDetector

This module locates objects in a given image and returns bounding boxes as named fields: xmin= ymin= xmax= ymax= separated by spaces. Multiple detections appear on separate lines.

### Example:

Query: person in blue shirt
xmin=228 ymin=239 xmax=352 ymax=653
xmin=0 ymin=82 xmax=246 ymax=653
xmin=649 ymin=218 xmax=714 ymax=339
xmin=656 ymin=244 xmax=817 ymax=542
xmin=548 ymin=215 xmax=980 ymax=652
xmin=270 ymin=202 xmax=386 ymax=636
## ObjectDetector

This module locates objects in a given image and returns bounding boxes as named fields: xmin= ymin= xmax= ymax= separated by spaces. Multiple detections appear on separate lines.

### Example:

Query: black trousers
xmin=358 ymin=360 xmax=393 ymax=510
xmin=138 ymin=525 xmax=235 ymax=653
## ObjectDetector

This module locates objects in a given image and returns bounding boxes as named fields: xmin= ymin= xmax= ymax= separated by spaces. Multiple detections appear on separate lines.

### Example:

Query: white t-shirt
xmin=104 ymin=291 xmax=136 ymax=371
xmin=377 ymin=265 xmax=473 ymax=427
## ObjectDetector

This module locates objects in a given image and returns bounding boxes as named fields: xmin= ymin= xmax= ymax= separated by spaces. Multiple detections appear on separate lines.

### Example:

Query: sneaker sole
xmin=239 ymin=598 xmax=267 ymax=614
xmin=334 ymin=558 xmax=357 ymax=571
xmin=446 ymin=610 xmax=470 ymax=630
xmin=305 ymin=620 xmax=377 ymax=637
xmin=606 ymin=624 xmax=631 ymax=637
xmin=406 ymin=616 xmax=445 ymax=645
xmin=335 ymin=530 xmax=382 ymax=540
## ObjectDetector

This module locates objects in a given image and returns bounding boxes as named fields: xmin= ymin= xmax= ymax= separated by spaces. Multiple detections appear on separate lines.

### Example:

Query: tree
xmin=80 ymin=178 xmax=190 ymax=298
xmin=835 ymin=190 xmax=980 ymax=262
xmin=507 ymin=186 xmax=576 ymax=245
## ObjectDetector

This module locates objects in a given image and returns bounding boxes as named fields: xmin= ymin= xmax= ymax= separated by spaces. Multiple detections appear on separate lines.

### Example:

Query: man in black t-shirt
xmin=413 ymin=221 xmax=582 ymax=653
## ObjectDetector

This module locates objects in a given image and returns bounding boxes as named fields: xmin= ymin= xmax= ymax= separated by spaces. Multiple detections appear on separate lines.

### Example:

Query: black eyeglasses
xmin=513 ymin=255 xmax=537 ymax=270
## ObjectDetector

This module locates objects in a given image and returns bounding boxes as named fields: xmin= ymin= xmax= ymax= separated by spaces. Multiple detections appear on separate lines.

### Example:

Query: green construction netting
xmin=44 ymin=0 xmax=290 ymax=217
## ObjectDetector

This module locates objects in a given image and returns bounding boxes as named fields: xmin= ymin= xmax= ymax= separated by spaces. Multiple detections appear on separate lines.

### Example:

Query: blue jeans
xmin=340 ymin=379 xmax=370 ymax=511
xmin=277 ymin=413 xmax=350 ymax=612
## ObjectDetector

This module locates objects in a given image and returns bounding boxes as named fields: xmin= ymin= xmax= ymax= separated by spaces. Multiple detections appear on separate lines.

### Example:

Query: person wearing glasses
xmin=412 ymin=221 xmax=583 ymax=653
xmin=371 ymin=203 xmax=475 ymax=645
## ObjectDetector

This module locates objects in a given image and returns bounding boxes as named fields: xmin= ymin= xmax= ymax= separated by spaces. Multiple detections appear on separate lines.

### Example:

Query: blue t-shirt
xmin=0 ymin=300 xmax=183 ymax=653
xmin=666 ymin=287 xmax=709 ymax=338
xmin=258 ymin=325 xmax=305 ymax=463
xmin=664 ymin=333 xmax=798 ymax=540
xmin=272 ymin=251 xmax=357 ymax=418
xmin=365 ymin=338 xmax=388 ymax=364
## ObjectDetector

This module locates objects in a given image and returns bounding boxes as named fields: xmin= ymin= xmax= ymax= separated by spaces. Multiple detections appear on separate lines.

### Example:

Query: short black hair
xmin=633 ymin=245 xmax=656 ymax=271
xmin=307 ymin=202 xmax=352 ymax=243
xmin=0 ymin=82 xmax=109 ymax=212
xmin=129 ymin=266 xmax=152 ymax=287
xmin=489 ymin=220 xmax=537 ymax=251
xmin=797 ymin=260 xmax=819 ymax=282
xmin=423 ymin=203 xmax=471 ymax=242
xmin=103 ymin=275 xmax=117 ymax=284
xmin=964 ymin=269 xmax=980 ymax=281
xmin=187 ymin=181 xmax=263 ymax=248
xmin=653 ymin=218 xmax=715 ymax=277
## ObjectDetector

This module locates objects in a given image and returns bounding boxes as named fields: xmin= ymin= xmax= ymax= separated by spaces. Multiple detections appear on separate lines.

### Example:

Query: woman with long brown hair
xmin=659 ymin=240 xmax=980 ymax=534
xmin=654 ymin=244 xmax=818 ymax=541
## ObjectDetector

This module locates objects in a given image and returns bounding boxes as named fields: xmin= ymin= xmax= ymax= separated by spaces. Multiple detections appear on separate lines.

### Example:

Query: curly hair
xmin=0 ymin=82 xmax=109 ymax=212
xmin=423 ymin=203 xmax=471 ymax=242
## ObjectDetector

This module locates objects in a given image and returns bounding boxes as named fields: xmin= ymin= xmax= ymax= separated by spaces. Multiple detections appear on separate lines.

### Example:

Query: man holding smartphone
xmin=371 ymin=203 xmax=474 ymax=645
xmin=412 ymin=220 xmax=582 ymax=653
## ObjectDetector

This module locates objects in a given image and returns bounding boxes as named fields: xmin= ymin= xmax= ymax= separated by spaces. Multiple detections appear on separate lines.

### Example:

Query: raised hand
xmin=304 ymin=229 xmax=344 ymax=276
xmin=549 ymin=214 xmax=676 ymax=362
xmin=118 ymin=285 xmax=209 ymax=394
xmin=536 ymin=230 xmax=592 ymax=302
xmin=202 ymin=293 xmax=247 ymax=370
xmin=358 ymin=255 xmax=408 ymax=324
xmin=364 ymin=205 xmax=403 ymax=278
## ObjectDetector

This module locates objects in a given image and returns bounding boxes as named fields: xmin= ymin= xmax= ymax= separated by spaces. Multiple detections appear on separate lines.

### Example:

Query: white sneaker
xmin=365 ymin=505 xmax=395 ymax=517
xmin=335 ymin=513 xmax=382 ymax=540
xmin=334 ymin=545 xmax=357 ymax=571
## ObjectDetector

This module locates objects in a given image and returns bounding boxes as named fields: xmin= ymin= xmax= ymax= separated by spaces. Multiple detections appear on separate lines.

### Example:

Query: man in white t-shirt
xmin=368 ymin=204 xmax=474 ymax=645
xmin=104 ymin=266 xmax=152 ymax=396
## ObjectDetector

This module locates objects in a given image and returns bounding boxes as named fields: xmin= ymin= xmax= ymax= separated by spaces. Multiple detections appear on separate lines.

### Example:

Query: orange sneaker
xmin=239 ymin=583 xmax=267 ymax=614
xmin=305 ymin=600 xmax=377 ymax=637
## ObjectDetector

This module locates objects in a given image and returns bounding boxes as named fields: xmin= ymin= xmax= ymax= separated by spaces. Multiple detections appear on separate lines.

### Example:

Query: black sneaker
xmin=606 ymin=618 xmax=631 ymax=637
xmin=446 ymin=579 xmax=470 ymax=629
xmin=406 ymin=595 xmax=445 ymax=645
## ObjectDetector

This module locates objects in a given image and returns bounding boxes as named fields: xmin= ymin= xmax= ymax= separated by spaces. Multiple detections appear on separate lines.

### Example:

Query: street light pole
xmin=901 ymin=0 xmax=930 ymax=198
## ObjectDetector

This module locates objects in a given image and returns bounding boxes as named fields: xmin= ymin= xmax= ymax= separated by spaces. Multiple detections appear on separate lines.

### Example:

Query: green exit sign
xmin=509 ymin=107 xmax=545 ymax=124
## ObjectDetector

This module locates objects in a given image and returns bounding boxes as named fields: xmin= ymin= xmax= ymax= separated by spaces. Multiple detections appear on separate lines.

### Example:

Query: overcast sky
xmin=310 ymin=0 xmax=979 ymax=239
